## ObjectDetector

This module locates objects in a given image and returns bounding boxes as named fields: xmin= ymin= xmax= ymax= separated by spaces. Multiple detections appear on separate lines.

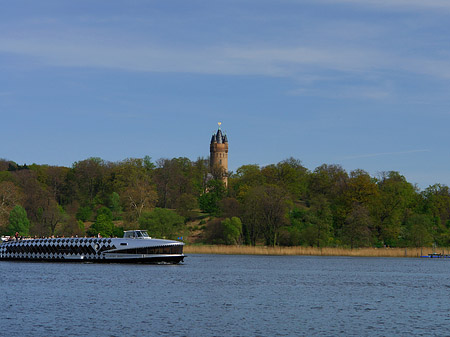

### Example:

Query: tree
xmin=176 ymin=193 xmax=198 ymax=220
xmin=8 ymin=205 xmax=30 ymax=236
xmin=29 ymin=165 xmax=70 ymax=206
xmin=143 ymin=155 xmax=156 ymax=172
xmin=308 ymin=164 xmax=349 ymax=239
xmin=206 ymin=217 xmax=243 ymax=245
xmin=109 ymin=192 xmax=123 ymax=220
xmin=243 ymin=185 xmax=291 ymax=246
xmin=304 ymin=195 xmax=333 ymax=247
xmin=262 ymin=158 xmax=309 ymax=200
xmin=122 ymin=177 xmax=157 ymax=223
xmin=220 ymin=197 xmax=241 ymax=219
xmin=0 ymin=181 xmax=23 ymax=231
xmin=403 ymin=214 xmax=433 ymax=247
xmin=222 ymin=217 xmax=243 ymax=245
xmin=13 ymin=169 xmax=60 ymax=236
xmin=372 ymin=171 xmax=418 ymax=246
xmin=198 ymin=179 xmax=226 ymax=215
xmin=343 ymin=169 xmax=379 ymax=206
xmin=87 ymin=211 xmax=117 ymax=238
xmin=154 ymin=157 xmax=194 ymax=208
xmin=191 ymin=157 xmax=210 ymax=195
xmin=309 ymin=164 xmax=348 ymax=200
xmin=342 ymin=204 xmax=373 ymax=248
xmin=36 ymin=199 xmax=66 ymax=236
xmin=76 ymin=206 xmax=93 ymax=222
xmin=231 ymin=164 xmax=265 ymax=201
xmin=138 ymin=208 xmax=184 ymax=239
xmin=421 ymin=184 xmax=450 ymax=229
xmin=336 ymin=169 xmax=378 ymax=242
xmin=96 ymin=206 xmax=113 ymax=222
xmin=72 ymin=157 xmax=107 ymax=204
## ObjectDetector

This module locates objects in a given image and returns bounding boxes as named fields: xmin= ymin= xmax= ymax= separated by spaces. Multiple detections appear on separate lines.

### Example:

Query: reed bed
xmin=184 ymin=245 xmax=447 ymax=258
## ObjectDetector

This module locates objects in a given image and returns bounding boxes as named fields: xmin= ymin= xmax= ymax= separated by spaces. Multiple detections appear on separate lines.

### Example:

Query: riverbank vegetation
xmin=184 ymin=245 xmax=445 ymax=258
xmin=1 ymin=156 xmax=450 ymax=250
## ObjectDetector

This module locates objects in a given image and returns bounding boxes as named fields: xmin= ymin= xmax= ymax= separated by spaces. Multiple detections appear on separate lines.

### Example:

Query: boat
xmin=420 ymin=253 xmax=450 ymax=258
xmin=0 ymin=230 xmax=185 ymax=264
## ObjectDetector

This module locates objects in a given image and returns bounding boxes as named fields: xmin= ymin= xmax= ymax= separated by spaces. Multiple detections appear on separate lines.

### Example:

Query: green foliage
xmin=0 ymin=171 xmax=14 ymax=183
xmin=231 ymin=164 xmax=264 ymax=201
xmin=222 ymin=217 xmax=243 ymax=245
xmin=4 ymin=154 xmax=450 ymax=248
xmin=86 ymin=206 xmax=118 ymax=237
xmin=8 ymin=205 xmax=31 ymax=236
xmin=109 ymin=192 xmax=123 ymax=219
xmin=372 ymin=171 xmax=418 ymax=246
xmin=143 ymin=155 xmax=156 ymax=171
xmin=138 ymin=208 xmax=184 ymax=239
xmin=96 ymin=206 xmax=113 ymax=222
xmin=403 ymin=214 xmax=434 ymax=247
xmin=87 ymin=211 xmax=118 ymax=238
xmin=154 ymin=157 xmax=195 ymax=209
xmin=262 ymin=158 xmax=309 ymax=200
xmin=286 ymin=197 xmax=332 ymax=247
xmin=342 ymin=204 xmax=373 ymax=248
xmin=198 ymin=179 xmax=226 ymax=215
xmin=76 ymin=206 xmax=93 ymax=222
xmin=242 ymin=185 xmax=291 ymax=246
xmin=176 ymin=193 xmax=198 ymax=220
xmin=77 ymin=220 xmax=85 ymax=232
xmin=204 ymin=217 xmax=242 ymax=245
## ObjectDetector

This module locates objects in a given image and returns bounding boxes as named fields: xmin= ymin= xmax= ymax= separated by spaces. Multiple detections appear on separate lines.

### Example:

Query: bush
xmin=138 ymin=208 xmax=184 ymax=239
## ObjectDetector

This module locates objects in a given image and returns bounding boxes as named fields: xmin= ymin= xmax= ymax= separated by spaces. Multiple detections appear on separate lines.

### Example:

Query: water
xmin=1 ymin=255 xmax=449 ymax=336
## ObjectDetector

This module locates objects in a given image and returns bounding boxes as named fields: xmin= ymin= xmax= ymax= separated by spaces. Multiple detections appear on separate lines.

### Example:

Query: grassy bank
xmin=184 ymin=245 xmax=447 ymax=258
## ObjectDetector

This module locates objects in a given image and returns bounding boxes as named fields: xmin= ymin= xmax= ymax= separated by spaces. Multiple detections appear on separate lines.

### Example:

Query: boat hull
xmin=0 ymin=237 xmax=185 ymax=264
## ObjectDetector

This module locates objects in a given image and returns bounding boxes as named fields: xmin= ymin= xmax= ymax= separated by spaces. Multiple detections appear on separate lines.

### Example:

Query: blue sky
xmin=2 ymin=0 xmax=450 ymax=189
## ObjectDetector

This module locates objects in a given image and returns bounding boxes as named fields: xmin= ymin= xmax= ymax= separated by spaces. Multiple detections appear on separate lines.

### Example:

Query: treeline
xmin=1 ymin=156 xmax=449 ymax=248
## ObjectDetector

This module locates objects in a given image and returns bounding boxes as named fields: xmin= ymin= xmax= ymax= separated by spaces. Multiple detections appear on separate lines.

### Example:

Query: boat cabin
xmin=123 ymin=230 xmax=151 ymax=239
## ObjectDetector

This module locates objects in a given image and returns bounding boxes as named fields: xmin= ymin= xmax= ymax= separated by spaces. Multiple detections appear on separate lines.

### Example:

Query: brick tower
xmin=210 ymin=122 xmax=228 ymax=186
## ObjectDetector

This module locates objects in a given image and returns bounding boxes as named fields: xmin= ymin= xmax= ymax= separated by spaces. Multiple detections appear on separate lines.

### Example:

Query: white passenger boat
xmin=0 ymin=230 xmax=185 ymax=264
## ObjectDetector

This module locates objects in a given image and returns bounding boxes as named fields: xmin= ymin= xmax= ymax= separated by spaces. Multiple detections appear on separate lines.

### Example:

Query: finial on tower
xmin=218 ymin=122 xmax=222 ymax=129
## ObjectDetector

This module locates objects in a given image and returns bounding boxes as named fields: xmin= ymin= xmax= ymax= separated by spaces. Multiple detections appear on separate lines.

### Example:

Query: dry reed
xmin=184 ymin=245 xmax=447 ymax=258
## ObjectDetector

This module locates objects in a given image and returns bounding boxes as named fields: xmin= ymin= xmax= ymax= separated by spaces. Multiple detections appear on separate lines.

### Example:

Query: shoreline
xmin=184 ymin=245 xmax=447 ymax=258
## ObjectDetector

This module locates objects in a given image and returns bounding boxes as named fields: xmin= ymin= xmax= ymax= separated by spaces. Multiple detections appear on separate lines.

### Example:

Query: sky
xmin=2 ymin=0 xmax=450 ymax=189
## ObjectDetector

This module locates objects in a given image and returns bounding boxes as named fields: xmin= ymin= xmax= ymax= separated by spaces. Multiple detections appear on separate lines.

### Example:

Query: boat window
xmin=123 ymin=231 xmax=135 ymax=238
xmin=123 ymin=230 xmax=149 ymax=239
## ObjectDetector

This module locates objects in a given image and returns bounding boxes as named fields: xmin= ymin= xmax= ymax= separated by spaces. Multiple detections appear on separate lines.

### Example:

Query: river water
xmin=0 ymin=255 xmax=449 ymax=336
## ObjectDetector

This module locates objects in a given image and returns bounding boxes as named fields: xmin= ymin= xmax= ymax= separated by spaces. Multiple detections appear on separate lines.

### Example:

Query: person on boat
xmin=15 ymin=232 xmax=19 ymax=241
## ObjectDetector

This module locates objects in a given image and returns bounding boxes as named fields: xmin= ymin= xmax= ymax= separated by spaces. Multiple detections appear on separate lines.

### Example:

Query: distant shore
xmin=184 ymin=245 xmax=446 ymax=258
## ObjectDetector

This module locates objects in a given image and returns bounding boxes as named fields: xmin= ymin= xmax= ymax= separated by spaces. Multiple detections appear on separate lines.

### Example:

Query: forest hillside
xmin=1 ymin=156 xmax=449 ymax=248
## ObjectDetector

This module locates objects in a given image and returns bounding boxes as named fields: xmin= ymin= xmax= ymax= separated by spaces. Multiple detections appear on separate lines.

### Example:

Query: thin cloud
xmin=1 ymin=30 xmax=450 ymax=88
xmin=339 ymin=149 xmax=430 ymax=161
xmin=318 ymin=0 xmax=450 ymax=10
xmin=288 ymin=85 xmax=391 ymax=100
xmin=0 ymin=36 xmax=438 ymax=78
